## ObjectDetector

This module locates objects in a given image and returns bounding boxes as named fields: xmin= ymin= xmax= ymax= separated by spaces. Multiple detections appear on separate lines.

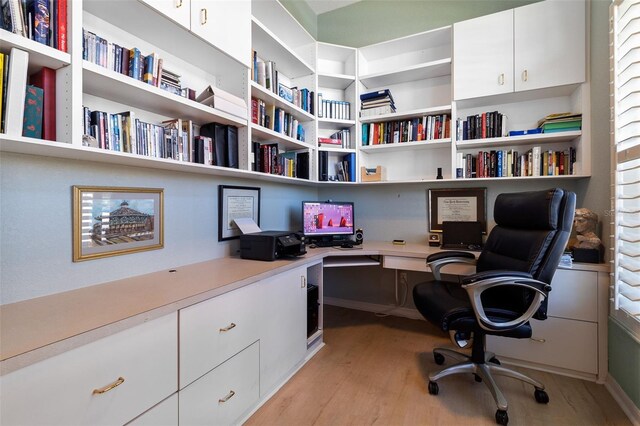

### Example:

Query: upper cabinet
xmin=514 ymin=0 xmax=585 ymax=92
xmin=454 ymin=0 xmax=586 ymax=100
xmin=453 ymin=10 xmax=513 ymax=100
xmin=191 ymin=0 xmax=251 ymax=67
xmin=140 ymin=0 xmax=191 ymax=29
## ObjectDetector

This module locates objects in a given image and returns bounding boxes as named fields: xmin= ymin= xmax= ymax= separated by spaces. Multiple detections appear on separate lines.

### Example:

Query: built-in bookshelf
xmin=0 ymin=0 xmax=590 ymax=187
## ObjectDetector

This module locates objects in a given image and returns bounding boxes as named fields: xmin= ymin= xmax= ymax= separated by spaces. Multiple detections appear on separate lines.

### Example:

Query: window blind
xmin=611 ymin=0 xmax=640 ymax=336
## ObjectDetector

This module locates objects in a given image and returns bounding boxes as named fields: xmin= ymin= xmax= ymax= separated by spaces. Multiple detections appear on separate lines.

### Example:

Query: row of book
xmin=82 ymin=29 xmax=189 ymax=99
xmin=251 ymin=142 xmax=309 ymax=179
xmin=318 ymin=151 xmax=356 ymax=182
xmin=251 ymin=50 xmax=314 ymax=115
xmin=457 ymin=111 xmax=508 ymax=140
xmin=456 ymin=146 xmax=577 ymax=179
xmin=82 ymin=108 xmax=238 ymax=168
xmin=251 ymin=97 xmax=306 ymax=142
xmin=318 ymin=128 xmax=352 ymax=149
xmin=362 ymin=114 xmax=450 ymax=146
xmin=1 ymin=0 xmax=67 ymax=52
xmin=360 ymin=89 xmax=395 ymax=118
xmin=538 ymin=112 xmax=582 ymax=133
xmin=317 ymin=94 xmax=351 ymax=120
xmin=1 ymin=48 xmax=55 ymax=140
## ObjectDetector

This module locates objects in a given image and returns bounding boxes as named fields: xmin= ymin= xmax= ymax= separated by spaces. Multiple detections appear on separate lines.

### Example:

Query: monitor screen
xmin=302 ymin=201 xmax=354 ymax=237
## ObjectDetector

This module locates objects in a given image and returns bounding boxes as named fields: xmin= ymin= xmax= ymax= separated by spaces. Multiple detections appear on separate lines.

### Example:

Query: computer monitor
xmin=302 ymin=201 xmax=354 ymax=240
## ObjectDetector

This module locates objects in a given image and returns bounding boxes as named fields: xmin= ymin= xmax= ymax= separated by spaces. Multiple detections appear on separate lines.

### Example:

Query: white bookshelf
xmin=0 ymin=29 xmax=71 ymax=74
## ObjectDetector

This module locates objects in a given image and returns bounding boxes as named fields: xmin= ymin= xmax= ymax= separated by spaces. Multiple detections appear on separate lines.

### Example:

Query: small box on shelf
xmin=361 ymin=166 xmax=385 ymax=182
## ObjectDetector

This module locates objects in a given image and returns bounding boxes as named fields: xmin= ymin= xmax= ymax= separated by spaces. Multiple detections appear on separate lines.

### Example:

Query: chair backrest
xmin=476 ymin=188 xmax=576 ymax=319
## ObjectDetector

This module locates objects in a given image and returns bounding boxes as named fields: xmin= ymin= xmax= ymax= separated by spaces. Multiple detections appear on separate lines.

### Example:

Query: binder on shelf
xmin=318 ymin=150 xmax=328 ymax=181
xmin=29 ymin=66 xmax=56 ymax=141
xmin=226 ymin=125 xmax=239 ymax=169
xmin=22 ymin=85 xmax=43 ymax=138
xmin=5 ymin=48 xmax=29 ymax=136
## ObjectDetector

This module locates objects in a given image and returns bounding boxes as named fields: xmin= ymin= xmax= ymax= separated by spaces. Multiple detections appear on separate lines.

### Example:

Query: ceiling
xmin=304 ymin=0 xmax=363 ymax=15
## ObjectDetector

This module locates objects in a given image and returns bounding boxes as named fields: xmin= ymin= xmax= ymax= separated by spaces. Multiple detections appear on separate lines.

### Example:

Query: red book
xmin=29 ymin=67 xmax=56 ymax=141
xmin=58 ymin=0 xmax=67 ymax=52
xmin=251 ymin=98 xmax=258 ymax=124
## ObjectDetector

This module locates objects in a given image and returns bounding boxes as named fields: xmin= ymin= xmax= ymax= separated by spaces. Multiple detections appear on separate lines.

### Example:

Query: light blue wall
xmin=0 ymin=153 xmax=317 ymax=304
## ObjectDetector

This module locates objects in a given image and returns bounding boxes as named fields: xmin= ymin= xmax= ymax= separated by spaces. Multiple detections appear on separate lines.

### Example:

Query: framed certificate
xmin=218 ymin=185 xmax=261 ymax=241
xmin=428 ymin=187 xmax=487 ymax=233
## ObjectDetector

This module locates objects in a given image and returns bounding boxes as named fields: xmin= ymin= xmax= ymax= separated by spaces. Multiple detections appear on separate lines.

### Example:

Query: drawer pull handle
xmin=522 ymin=69 xmax=528 ymax=82
xmin=176 ymin=0 xmax=182 ymax=7
xmin=219 ymin=322 xmax=236 ymax=332
xmin=498 ymin=73 xmax=505 ymax=85
xmin=92 ymin=377 xmax=125 ymax=395
xmin=201 ymin=8 xmax=207 ymax=25
xmin=530 ymin=337 xmax=546 ymax=343
xmin=219 ymin=390 xmax=235 ymax=403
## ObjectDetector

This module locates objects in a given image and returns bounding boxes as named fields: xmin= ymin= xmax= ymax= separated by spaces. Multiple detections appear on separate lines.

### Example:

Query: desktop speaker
xmin=355 ymin=228 xmax=364 ymax=245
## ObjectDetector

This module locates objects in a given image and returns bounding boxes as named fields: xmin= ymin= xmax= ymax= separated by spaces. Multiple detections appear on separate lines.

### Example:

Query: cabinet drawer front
xmin=1 ymin=314 xmax=178 ymax=426
xmin=128 ymin=393 xmax=178 ymax=426
xmin=548 ymin=269 xmax=597 ymax=322
xmin=383 ymin=256 xmax=428 ymax=272
xmin=179 ymin=341 xmax=260 ymax=426
xmin=487 ymin=317 xmax=597 ymax=374
xmin=180 ymin=283 xmax=259 ymax=388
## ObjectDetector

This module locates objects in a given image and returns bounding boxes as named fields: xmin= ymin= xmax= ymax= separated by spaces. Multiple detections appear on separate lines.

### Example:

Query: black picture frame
xmin=428 ymin=187 xmax=487 ymax=233
xmin=218 ymin=185 xmax=261 ymax=241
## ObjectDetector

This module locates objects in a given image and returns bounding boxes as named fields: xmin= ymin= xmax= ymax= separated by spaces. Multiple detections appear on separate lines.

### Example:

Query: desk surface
xmin=0 ymin=241 xmax=609 ymax=375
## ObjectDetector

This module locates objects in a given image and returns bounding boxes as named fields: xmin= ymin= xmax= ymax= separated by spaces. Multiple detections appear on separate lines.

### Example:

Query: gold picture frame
xmin=72 ymin=186 xmax=164 ymax=262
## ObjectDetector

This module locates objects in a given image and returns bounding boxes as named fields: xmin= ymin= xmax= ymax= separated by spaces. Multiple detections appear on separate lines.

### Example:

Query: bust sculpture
xmin=569 ymin=208 xmax=602 ymax=250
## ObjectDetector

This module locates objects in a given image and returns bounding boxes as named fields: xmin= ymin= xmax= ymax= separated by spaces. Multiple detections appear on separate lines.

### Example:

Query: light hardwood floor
xmin=246 ymin=305 xmax=631 ymax=426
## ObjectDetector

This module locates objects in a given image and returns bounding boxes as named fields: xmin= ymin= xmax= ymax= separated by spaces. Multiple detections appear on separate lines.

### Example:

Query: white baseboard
xmin=605 ymin=374 xmax=640 ymax=425
xmin=323 ymin=296 xmax=424 ymax=320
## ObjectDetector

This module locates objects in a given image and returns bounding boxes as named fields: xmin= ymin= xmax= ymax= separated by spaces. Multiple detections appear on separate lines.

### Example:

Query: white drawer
xmin=383 ymin=255 xmax=476 ymax=275
xmin=127 ymin=393 xmax=178 ymax=426
xmin=179 ymin=341 xmax=260 ymax=426
xmin=1 ymin=314 xmax=178 ymax=426
xmin=487 ymin=316 xmax=598 ymax=374
xmin=548 ymin=269 xmax=598 ymax=322
xmin=180 ymin=283 xmax=260 ymax=388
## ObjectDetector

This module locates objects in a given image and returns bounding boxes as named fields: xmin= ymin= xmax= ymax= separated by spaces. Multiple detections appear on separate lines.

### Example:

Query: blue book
xmin=343 ymin=152 xmax=356 ymax=182
xmin=27 ymin=0 xmax=50 ymax=46
xmin=496 ymin=150 xmax=503 ymax=177
xmin=22 ymin=85 xmax=44 ymax=138
xmin=360 ymin=89 xmax=392 ymax=102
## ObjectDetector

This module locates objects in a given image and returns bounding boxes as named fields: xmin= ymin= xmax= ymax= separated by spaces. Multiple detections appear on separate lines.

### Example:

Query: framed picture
xmin=218 ymin=185 xmax=261 ymax=241
xmin=72 ymin=186 xmax=164 ymax=262
xmin=428 ymin=187 xmax=487 ymax=233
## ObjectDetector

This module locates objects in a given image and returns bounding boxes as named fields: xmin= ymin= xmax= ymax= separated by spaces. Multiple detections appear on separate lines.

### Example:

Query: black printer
xmin=240 ymin=231 xmax=306 ymax=261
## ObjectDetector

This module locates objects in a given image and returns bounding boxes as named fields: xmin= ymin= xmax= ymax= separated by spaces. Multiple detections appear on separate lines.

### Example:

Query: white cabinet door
xmin=259 ymin=266 xmax=307 ymax=395
xmin=453 ymin=9 xmax=514 ymax=100
xmin=487 ymin=316 xmax=598 ymax=374
xmin=140 ymin=0 xmax=191 ymax=29
xmin=0 ymin=314 xmax=178 ymax=426
xmin=179 ymin=342 xmax=260 ymax=426
xmin=514 ymin=0 xmax=585 ymax=92
xmin=180 ymin=282 xmax=260 ymax=389
xmin=190 ymin=0 xmax=251 ymax=67
xmin=128 ymin=394 xmax=178 ymax=426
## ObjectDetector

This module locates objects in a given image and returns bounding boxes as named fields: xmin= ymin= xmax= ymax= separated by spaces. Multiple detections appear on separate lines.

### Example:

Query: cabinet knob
xmin=175 ymin=0 xmax=182 ymax=8
xmin=301 ymin=276 xmax=306 ymax=288
xmin=219 ymin=322 xmax=236 ymax=332
xmin=219 ymin=390 xmax=236 ymax=403
xmin=92 ymin=377 xmax=125 ymax=395
xmin=522 ymin=69 xmax=528 ymax=82
xmin=200 ymin=8 xmax=207 ymax=25
xmin=498 ymin=73 xmax=505 ymax=85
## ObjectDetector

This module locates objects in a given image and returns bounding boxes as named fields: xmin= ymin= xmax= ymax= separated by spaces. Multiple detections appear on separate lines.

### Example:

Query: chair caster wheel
xmin=428 ymin=381 xmax=439 ymax=395
xmin=434 ymin=353 xmax=445 ymax=365
xmin=495 ymin=409 xmax=509 ymax=425
xmin=474 ymin=374 xmax=483 ymax=382
xmin=534 ymin=389 xmax=549 ymax=404
xmin=489 ymin=356 xmax=501 ymax=365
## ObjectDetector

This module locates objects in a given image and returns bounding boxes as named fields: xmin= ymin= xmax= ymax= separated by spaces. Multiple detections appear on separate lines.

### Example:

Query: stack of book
xmin=1 ymin=0 xmax=68 ymax=52
xmin=537 ymin=112 xmax=582 ymax=133
xmin=360 ymin=89 xmax=395 ymax=118
xmin=318 ymin=129 xmax=351 ymax=149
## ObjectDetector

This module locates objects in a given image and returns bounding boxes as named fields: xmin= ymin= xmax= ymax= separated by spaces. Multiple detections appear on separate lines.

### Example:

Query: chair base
xmin=428 ymin=347 xmax=547 ymax=423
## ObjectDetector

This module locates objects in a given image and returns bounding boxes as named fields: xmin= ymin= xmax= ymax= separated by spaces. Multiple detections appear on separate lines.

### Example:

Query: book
xmin=226 ymin=125 xmax=238 ymax=169
xmin=0 ymin=52 xmax=4 ymax=132
xmin=29 ymin=66 xmax=55 ymax=141
xmin=318 ymin=150 xmax=328 ymax=181
xmin=22 ymin=85 xmax=43 ymax=138
xmin=57 ymin=0 xmax=67 ymax=52
xmin=296 ymin=151 xmax=309 ymax=179
xmin=343 ymin=152 xmax=356 ymax=182
xmin=360 ymin=89 xmax=393 ymax=102
xmin=27 ymin=0 xmax=49 ymax=45
xmin=5 ymin=47 xmax=29 ymax=136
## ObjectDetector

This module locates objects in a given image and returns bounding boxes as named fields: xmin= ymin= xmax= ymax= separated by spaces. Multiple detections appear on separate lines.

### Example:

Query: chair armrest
xmin=427 ymin=251 xmax=477 ymax=281
xmin=461 ymin=270 xmax=533 ymax=285
xmin=461 ymin=275 xmax=551 ymax=332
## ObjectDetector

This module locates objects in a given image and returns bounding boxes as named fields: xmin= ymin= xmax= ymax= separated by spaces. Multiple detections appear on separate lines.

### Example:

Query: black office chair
xmin=413 ymin=188 xmax=576 ymax=425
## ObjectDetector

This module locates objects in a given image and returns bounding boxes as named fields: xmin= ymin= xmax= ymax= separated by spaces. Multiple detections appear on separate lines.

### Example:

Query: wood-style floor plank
xmin=246 ymin=305 xmax=630 ymax=426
